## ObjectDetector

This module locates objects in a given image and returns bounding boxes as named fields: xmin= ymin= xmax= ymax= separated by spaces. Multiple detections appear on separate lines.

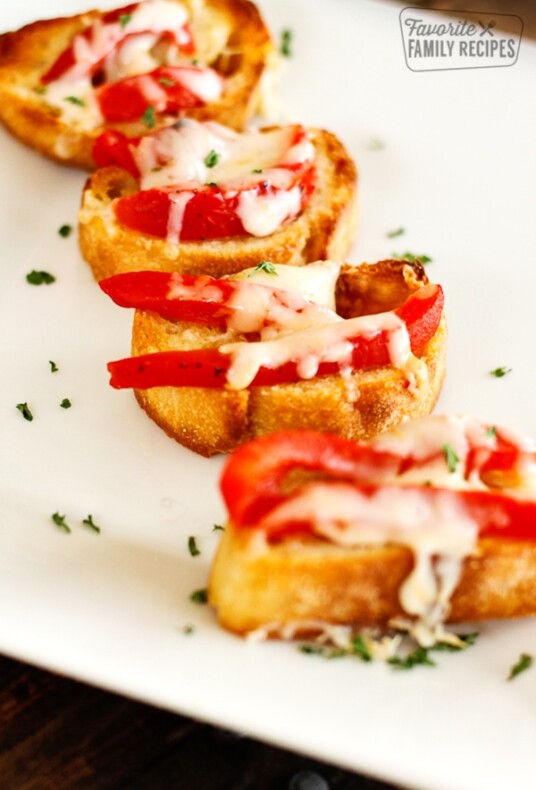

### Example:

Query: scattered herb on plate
xmin=52 ymin=512 xmax=71 ymax=534
xmin=82 ymin=514 xmax=101 ymax=534
xmin=49 ymin=361 xmax=59 ymax=373
xmin=213 ymin=524 xmax=225 ymax=532
xmin=393 ymin=252 xmax=432 ymax=264
xmin=490 ymin=367 xmax=512 ymax=378
xmin=188 ymin=536 xmax=200 ymax=556
xmin=508 ymin=653 xmax=533 ymax=681
xmin=16 ymin=402 xmax=33 ymax=421
xmin=280 ymin=29 xmax=293 ymax=57
xmin=190 ymin=588 xmax=208 ymax=604
xmin=183 ymin=624 xmax=196 ymax=635
xmin=58 ymin=224 xmax=72 ymax=238
xmin=60 ymin=398 xmax=72 ymax=409
xmin=26 ymin=270 xmax=55 ymax=285
xmin=387 ymin=227 xmax=405 ymax=238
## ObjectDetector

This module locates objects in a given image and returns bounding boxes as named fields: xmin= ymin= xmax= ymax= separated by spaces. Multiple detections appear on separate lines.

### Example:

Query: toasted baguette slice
xmin=209 ymin=527 xmax=536 ymax=635
xmin=0 ymin=0 xmax=272 ymax=169
xmin=130 ymin=260 xmax=446 ymax=456
xmin=79 ymin=127 xmax=358 ymax=280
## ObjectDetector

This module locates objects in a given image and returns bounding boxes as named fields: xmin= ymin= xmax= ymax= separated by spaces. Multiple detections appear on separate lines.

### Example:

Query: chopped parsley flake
xmin=191 ymin=58 xmax=199 ymax=66
xmin=190 ymin=588 xmax=208 ymax=604
xmin=508 ymin=653 xmax=533 ymax=681
xmin=388 ymin=646 xmax=436 ymax=670
xmin=351 ymin=634 xmax=372 ymax=662
xmin=35 ymin=85 xmax=47 ymax=95
xmin=206 ymin=181 xmax=218 ymax=187
xmin=58 ymin=224 xmax=72 ymax=238
xmin=49 ymin=360 xmax=59 ymax=373
xmin=141 ymin=106 xmax=156 ymax=129
xmin=16 ymin=402 xmax=33 ymax=421
xmin=64 ymin=96 xmax=85 ymax=107
xmin=188 ymin=536 xmax=200 ymax=557
xmin=490 ymin=366 xmax=512 ymax=378
xmin=252 ymin=168 xmax=263 ymax=174
xmin=183 ymin=624 xmax=196 ymax=635
xmin=52 ymin=512 xmax=71 ymax=534
xmin=250 ymin=260 xmax=278 ymax=276
xmin=204 ymin=149 xmax=220 ymax=168
xmin=82 ymin=514 xmax=101 ymax=533
xmin=486 ymin=426 xmax=497 ymax=439
xmin=280 ymin=28 xmax=293 ymax=57
xmin=431 ymin=632 xmax=478 ymax=651
xmin=26 ymin=270 xmax=55 ymax=285
xmin=442 ymin=443 xmax=460 ymax=473
xmin=213 ymin=524 xmax=225 ymax=532
xmin=158 ymin=77 xmax=176 ymax=87
xmin=387 ymin=227 xmax=405 ymax=238
xmin=119 ymin=13 xmax=132 ymax=27
xmin=299 ymin=644 xmax=345 ymax=659
xmin=60 ymin=398 xmax=72 ymax=409
xmin=393 ymin=251 xmax=432 ymax=264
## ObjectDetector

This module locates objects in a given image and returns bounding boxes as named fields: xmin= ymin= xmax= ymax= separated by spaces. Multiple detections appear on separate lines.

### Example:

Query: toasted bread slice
xmin=130 ymin=260 xmax=446 ymax=456
xmin=0 ymin=0 xmax=272 ymax=168
xmin=79 ymin=127 xmax=358 ymax=280
xmin=209 ymin=527 xmax=536 ymax=635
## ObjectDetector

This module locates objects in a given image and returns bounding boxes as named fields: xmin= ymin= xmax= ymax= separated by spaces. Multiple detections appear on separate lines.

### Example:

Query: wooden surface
xmin=2 ymin=2 xmax=534 ymax=788
xmin=0 ymin=654 xmax=396 ymax=790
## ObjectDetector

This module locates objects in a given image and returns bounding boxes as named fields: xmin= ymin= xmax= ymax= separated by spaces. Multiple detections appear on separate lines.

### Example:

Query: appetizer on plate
xmin=101 ymin=258 xmax=446 ymax=456
xmin=79 ymin=120 xmax=358 ymax=279
xmin=0 ymin=0 xmax=272 ymax=168
xmin=209 ymin=416 xmax=536 ymax=646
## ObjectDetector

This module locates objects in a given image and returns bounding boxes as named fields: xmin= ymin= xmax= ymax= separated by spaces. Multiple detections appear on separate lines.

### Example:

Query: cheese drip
xmin=220 ymin=310 xmax=425 ymax=390
xmin=260 ymin=482 xmax=480 ymax=642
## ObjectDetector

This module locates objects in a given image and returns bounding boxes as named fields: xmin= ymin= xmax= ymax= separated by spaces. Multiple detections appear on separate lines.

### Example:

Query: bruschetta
xmin=208 ymin=416 xmax=536 ymax=646
xmin=100 ymin=258 xmax=447 ymax=456
xmin=0 ymin=0 xmax=272 ymax=168
xmin=79 ymin=120 xmax=358 ymax=279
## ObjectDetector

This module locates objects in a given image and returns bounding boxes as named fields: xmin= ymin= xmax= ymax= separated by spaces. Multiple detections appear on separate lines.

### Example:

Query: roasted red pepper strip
xmin=42 ymin=3 xmax=194 ymax=84
xmin=106 ymin=282 xmax=443 ymax=390
xmin=219 ymin=429 xmax=536 ymax=541
xmin=93 ymin=130 xmax=141 ymax=178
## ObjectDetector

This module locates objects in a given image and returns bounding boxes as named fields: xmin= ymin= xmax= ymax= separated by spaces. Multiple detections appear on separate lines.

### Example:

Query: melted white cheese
xmin=236 ymin=186 xmax=302 ymax=237
xmin=220 ymin=310 xmax=422 ymax=390
xmin=230 ymin=261 xmax=341 ymax=311
xmin=260 ymin=482 xmax=479 ymax=634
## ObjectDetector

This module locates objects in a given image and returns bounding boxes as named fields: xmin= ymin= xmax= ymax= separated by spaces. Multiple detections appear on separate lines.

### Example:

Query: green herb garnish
xmin=206 ymin=181 xmax=218 ymax=187
xmin=486 ymin=426 xmax=497 ymax=439
xmin=490 ymin=367 xmax=512 ymax=378
xmin=188 ymin=536 xmax=200 ymax=557
xmin=387 ymin=227 xmax=405 ymax=238
xmin=388 ymin=646 xmax=436 ymax=670
xmin=204 ymin=149 xmax=220 ymax=168
xmin=280 ymin=29 xmax=293 ymax=57
xmin=35 ymin=85 xmax=47 ymax=95
xmin=508 ymin=653 xmax=533 ymax=681
xmin=82 ymin=514 xmax=101 ymax=533
xmin=442 ymin=443 xmax=460 ymax=473
xmin=158 ymin=77 xmax=176 ymax=87
xmin=367 ymin=137 xmax=385 ymax=151
xmin=191 ymin=58 xmax=199 ymax=66
xmin=431 ymin=633 xmax=478 ymax=652
xmin=64 ymin=96 xmax=85 ymax=107
xmin=49 ymin=360 xmax=59 ymax=373
xmin=119 ymin=12 xmax=132 ymax=27
xmin=252 ymin=168 xmax=263 ymax=174
xmin=141 ymin=106 xmax=156 ymax=129
xmin=26 ymin=270 xmax=55 ymax=285
xmin=250 ymin=260 xmax=278 ymax=276
xmin=393 ymin=252 xmax=432 ymax=264
xmin=52 ymin=512 xmax=71 ymax=534
xmin=213 ymin=524 xmax=225 ymax=532
xmin=16 ymin=402 xmax=33 ymax=421
xmin=351 ymin=634 xmax=372 ymax=662
xmin=58 ymin=224 xmax=72 ymax=238
xmin=298 ymin=644 xmax=345 ymax=659
xmin=190 ymin=588 xmax=208 ymax=604
xmin=183 ymin=624 xmax=196 ymax=635
xmin=60 ymin=398 xmax=72 ymax=409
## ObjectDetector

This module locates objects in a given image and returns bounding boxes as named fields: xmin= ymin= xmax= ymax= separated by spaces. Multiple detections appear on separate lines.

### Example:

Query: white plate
xmin=1 ymin=2 xmax=536 ymax=789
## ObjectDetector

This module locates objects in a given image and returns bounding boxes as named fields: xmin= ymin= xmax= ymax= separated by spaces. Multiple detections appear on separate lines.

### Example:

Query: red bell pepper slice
xmin=219 ymin=428 xmax=536 ymax=542
xmin=105 ymin=282 xmax=444 ymax=390
xmin=42 ymin=3 xmax=194 ymax=85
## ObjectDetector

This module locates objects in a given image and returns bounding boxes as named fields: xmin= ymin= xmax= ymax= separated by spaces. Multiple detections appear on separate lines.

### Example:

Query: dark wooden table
xmin=3 ymin=2 xmax=534 ymax=788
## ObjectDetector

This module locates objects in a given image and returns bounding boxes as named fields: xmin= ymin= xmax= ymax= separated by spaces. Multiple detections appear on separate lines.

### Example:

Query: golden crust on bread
xmin=130 ymin=260 xmax=446 ymax=456
xmin=208 ymin=526 xmax=536 ymax=634
xmin=78 ymin=127 xmax=358 ymax=280
xmin=0 ymin=0 xmax=272 ymax=168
